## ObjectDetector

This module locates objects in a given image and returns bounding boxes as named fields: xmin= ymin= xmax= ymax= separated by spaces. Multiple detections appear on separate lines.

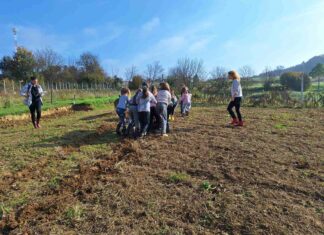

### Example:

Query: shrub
xmin=280 ymin=72 xmax=311 ymax=91
xmin=263 ymin=78 xmax=275 ymax=91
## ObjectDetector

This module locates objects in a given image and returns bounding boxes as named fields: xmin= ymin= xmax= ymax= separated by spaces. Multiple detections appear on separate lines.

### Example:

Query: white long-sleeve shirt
xmin=156 ymin=90 xmax=171 ymax=105
xmin=231 ymin=80 xmax=243 ymax=98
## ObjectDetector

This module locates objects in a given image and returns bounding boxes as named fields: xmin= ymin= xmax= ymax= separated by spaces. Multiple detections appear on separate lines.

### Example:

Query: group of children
xmin=20 ymin=70 xmax=243 ymax=131
xmin=115 ymin=70 xmax=244 ymax=138
xmin=115 ymin=82 xmax=192 ymax=138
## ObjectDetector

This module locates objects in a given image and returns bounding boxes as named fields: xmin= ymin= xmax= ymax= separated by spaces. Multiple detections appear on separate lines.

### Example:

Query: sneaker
xmin=229 ymin=118 xmax=238 ymax=125
xmin=235 ymin=121 xmax=244 ymax=127
xmin=162 ymin=134 xmax=168 ymax=137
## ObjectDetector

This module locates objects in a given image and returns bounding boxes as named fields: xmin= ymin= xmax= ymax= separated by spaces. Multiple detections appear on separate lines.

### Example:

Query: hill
xmin=285 ymin=54 xmax=324 ymax=74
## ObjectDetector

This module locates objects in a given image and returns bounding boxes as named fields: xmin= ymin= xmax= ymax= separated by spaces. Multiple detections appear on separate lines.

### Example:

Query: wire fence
xmin=0 ymin=80 xmax=118 ymax=94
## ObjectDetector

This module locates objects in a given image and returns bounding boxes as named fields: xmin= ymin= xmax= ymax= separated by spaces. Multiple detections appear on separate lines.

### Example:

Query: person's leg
xmin=36 ymin=101 xmax=42 ymax=128
xmin=116 ymin=108 xmax=124 ymax=134
xmin=167 ymin=105 xmax=172 ymax=121
xmin=138 ymin=112 xmax=145 ymax=136
xmin=227 ymin=101 xmax=236 ymax=120
xmin=126 ymin=108 xmax=135 ymax=136
xmin=153 ymin=107 xmax=160 ymax=130
xmin=29 ymin=103 xmax=37 ymax=128
xmin=142 ymin=112 xmax=150 ymax=135
xmin=234 ymin=97 xmax=243 ymax=123
xmin=148 ymin=107 xmax=154 ymax=132
xmin=160 ymin=104 xmax=168 ymax=135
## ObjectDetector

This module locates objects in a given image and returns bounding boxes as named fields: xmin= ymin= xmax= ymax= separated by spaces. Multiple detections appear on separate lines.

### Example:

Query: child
xmin=127 ymin=88 xmax=142 ymax=137
xmin=148 ymin=85 xmax=159 ymax=132
xmin=156 ymin=82 xmax=172 ymax=137
xmin=168 ymin=89 xmax=178 ymax=121
xmin=227 ymin=70 xmax=243 ymax=126
xmin=116 ymin=88 xmax=130 ymax=135
xmin=20 ymin=76 xmax=44 ymax=129
xmin=180 ymin=88 xmax=192 ymax=116
xmin=137 ymin=86 xmax=157 ymax=137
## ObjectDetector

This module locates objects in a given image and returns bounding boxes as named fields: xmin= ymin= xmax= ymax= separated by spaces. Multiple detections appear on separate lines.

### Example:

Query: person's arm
xmin=20 ymin=84 xmax=29 ymax=97
xmin=38 ymin=85 xmax=44 ymax=96
xmin=151 ymin=94 xmax=157 ymax=104
xmin=231 ymin=80 xmax=239 ymax=101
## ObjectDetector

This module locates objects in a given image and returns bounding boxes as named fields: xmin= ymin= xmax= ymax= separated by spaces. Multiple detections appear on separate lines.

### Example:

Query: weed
xmin=168 ymin=172 xmax=189 ymax=183
xmin=64 ymin=204 xmax=84 ymax=223
xmin=48 ymin=176 xmax=62 ymax=190
xmin=274 ymin=123 xmax=287 ymax=130
xmin=0 ymin=204 xmax=11 ymax=218
xmin=200 ymin=181 xmax=213 ymax=191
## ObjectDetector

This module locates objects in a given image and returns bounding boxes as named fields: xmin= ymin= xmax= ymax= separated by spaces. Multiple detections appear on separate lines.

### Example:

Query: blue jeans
xmin=116 ymin=108 xmax=126 ymax=128
xmin=138 ymin=111 xmax=150 ymax=135
xmin=157 ymin=102 xmax=168 ymax=134
xmin=128 ymin=105 xmax=140 ymax=130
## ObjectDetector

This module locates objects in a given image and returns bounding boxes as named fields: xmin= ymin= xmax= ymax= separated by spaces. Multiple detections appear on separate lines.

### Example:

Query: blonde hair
xmin=159 ymin=82 xmax=170 ymax=92
xmin=228 ymin=70 xmax=241 ymax=81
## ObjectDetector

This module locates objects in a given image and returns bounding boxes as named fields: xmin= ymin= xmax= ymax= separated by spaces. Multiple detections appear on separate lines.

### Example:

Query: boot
xmin=230 ymin=118 xmax=238 ymax=125
xmin=235 ymin=121 xmax=244 ymax=127
xmin=36 ymin=119 xmax=41 ymax=128
xmin=116 ymin=123 xmax=121 ymax=135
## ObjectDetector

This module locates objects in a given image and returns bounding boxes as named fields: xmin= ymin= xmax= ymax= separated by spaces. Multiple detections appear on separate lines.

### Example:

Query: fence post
xmin=3 ymin=80 xmax=6 ymax=94
xmin=12 ymin=80 xmax=15 ymax=93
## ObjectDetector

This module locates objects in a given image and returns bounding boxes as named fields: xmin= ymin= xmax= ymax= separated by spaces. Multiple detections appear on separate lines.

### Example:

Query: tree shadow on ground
xmin=35 ymin=129 xmax=118 ymax=148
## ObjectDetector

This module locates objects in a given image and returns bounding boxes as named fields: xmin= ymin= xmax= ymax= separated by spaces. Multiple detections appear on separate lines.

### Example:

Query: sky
xmin=0 ymin=0 xmax=324 ymax=77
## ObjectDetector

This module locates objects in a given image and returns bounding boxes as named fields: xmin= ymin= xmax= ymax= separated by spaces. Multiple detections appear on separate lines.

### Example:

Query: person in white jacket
xmin=20 ymin=76 xmax=44 ymax=128
xmin=227 ymin=70 xmax=244 ymax=126
xmin=156 ymin=82 xmax=172 ymax=137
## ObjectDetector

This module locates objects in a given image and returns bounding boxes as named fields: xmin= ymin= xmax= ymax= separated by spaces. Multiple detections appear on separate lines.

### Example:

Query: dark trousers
xmin=167 ymin=104 xmax=176 ymax=116
xmin=139 ymin=111 xmax=150 ymax=135
xmin=148 ymin=106 xmax=159 ymax=132
xmin=227 ymin=97 xmax=242 ymax=121
xmin=29 ymin=101 xmax=42 ymax=124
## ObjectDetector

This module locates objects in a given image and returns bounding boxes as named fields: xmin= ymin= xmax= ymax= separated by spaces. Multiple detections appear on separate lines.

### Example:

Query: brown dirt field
xmin=0 ymin=106 xmax=323 ymax=234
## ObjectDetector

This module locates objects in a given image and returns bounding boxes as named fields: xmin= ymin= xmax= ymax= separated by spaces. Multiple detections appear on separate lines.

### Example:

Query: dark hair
xmin=142 ymin=86 xmax=149 ymax=99
xmin=31 ymin=76 xmax=37 ymax=81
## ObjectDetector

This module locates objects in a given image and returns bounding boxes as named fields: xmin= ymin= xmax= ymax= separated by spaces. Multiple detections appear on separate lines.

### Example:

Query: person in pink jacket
xmin=180 ymin=89 xmax=192 ymax=116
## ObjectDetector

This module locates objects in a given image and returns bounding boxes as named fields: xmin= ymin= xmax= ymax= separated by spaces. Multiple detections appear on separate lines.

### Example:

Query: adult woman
xmin=20 ymin=76 xmax=44 ymax=128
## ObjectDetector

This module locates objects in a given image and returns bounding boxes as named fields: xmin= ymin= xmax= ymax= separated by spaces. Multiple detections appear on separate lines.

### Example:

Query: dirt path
xmin=1 ymin=106 xmax=323 ymax=234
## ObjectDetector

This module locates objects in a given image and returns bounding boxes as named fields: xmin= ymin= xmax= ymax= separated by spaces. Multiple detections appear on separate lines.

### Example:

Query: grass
xmin=274 ymin=123 xmax=288 ymax=130
xmin=0 ymin=106 xmax=323 ymax=234
xmin=0 ymin=90 xmax=118 ymax=117
xmin=168 ymin=172 xmax=190 ymax=183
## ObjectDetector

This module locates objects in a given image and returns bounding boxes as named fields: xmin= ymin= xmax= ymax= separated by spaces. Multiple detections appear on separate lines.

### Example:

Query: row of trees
xmin=0 ymin=47 xmax=124 ymax=89
xmin=0 ymin=47 xmax=259 ymax=91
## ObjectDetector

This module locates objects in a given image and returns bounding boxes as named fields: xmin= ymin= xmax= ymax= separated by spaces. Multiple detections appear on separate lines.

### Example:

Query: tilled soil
xmin=0 ymin=106 xmax=323 ymax=234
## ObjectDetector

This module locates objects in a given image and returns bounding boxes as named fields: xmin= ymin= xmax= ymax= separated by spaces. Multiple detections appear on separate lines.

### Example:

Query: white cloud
xmin=14 ymin=25 xmax=71 ymax=53
xmin=141 ymin=17 xmax=160 ymax=34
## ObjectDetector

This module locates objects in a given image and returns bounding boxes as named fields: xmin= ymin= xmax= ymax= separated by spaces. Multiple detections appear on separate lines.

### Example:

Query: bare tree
xmin=125 ymin=65 xmax=138 ymax=81
xmin=262 ymin=66 xmax=274 ymax=79
xmin=210 ymin=66 xmax=227 ymax=80
xmin=239 ymin=65 xmax=255 ymax=79
xmin=145 ymin=61 xmax=164 ymax=82
xmin=34 ymin=48 xmax=63 ymax=73
xmin=169 ymin=57 xmax=205 ymax=88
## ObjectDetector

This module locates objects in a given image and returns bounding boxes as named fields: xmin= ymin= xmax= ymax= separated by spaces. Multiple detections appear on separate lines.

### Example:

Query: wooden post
xmin=3 ymin=80 xmax=6 ymax=94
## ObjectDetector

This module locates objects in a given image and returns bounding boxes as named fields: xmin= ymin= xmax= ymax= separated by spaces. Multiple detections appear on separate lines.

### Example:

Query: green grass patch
xmin=274 ymin=123 xmax=288 ymax=130
xmin=168 ymin=172 xmax=190 ymax=183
